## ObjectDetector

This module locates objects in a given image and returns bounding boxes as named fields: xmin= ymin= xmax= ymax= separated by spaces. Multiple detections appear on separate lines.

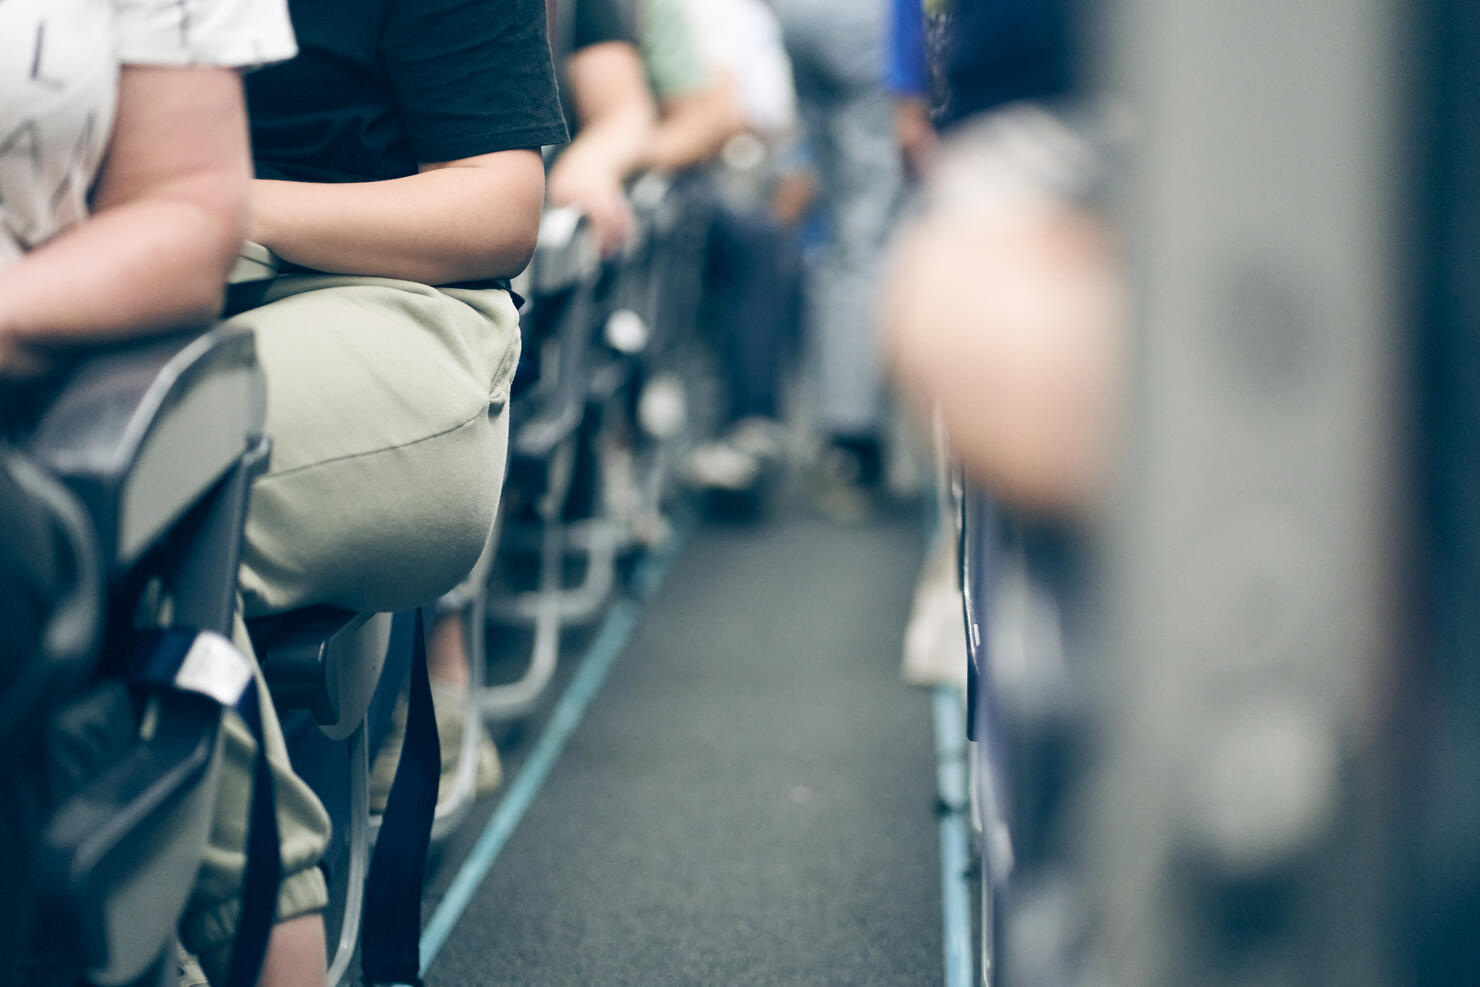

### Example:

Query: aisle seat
xmin=24 ymin=325 xmax=269 ymax=986
xmin=251 ymin=606 xmax=391 ymax=987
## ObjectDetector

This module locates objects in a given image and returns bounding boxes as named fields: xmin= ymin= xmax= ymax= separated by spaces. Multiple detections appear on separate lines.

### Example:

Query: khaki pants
xmin=180 ymin=275 xmax=520 ymax=956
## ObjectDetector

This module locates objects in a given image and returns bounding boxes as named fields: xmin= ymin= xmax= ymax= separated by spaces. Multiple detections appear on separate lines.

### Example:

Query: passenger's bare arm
xmin=643 ymin=73 xmax=748 ymax=173
xmin=883 ymin=122 xmax=1124 ymax=514
xmin=0 ymin=65 xmax=251 ymax=354
xmin=249 ymin=149 xmax=547 ymax=285
xmin=549 ymin=41 xmax=658 ymax=254
xmin=556 ymin=42 xmax=658 ymax=189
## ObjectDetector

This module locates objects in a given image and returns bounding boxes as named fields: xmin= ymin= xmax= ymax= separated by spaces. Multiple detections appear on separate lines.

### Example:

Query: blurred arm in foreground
xmin=882 ymin=106 xmax=1124 ymax=515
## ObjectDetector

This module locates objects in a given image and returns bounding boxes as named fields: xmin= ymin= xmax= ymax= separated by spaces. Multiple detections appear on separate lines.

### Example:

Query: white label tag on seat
xmin=175 ymin=631 xmax=254 ymax=708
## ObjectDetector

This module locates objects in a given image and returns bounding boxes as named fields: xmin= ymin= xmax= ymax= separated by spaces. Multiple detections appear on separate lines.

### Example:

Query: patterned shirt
xmin=0 ymin=0 xmax=296 ymax=266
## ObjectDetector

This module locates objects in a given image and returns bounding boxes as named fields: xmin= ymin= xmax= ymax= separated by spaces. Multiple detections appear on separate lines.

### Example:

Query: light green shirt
xmin=639 ymin=0 xmax=710 ymax=101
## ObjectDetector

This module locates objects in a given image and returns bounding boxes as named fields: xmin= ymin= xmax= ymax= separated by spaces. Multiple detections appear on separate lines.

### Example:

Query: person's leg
xmin=425 ymin=609 xmax=502 ymax=795
xmin=810 ymin=83 xmax=902 ymax=447
xmin=799 ymin=83 xmax=902 ymax=516
xmin=184 ymin=613 xmax=334 ymax=987
xmin=185 ymin=276 xmax=520 ymax=983
xmin=232 ymin=275 xmax=520 ymax=617
xmin=708 ymin=205 xmax=786 ymax=425
xmin=254 ymin=914 xmax=328 ymax=987
xmin=427 ymin=611 xmax=471 ymax=687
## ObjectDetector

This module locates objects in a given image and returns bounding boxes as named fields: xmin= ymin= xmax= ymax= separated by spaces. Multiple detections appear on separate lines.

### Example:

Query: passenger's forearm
xmin=644 ymin=83 xmax=748 ymax=172
xmin=252 ymin=163 xmax=544 ymax=284
xmin=0 ymin=188 xmax=244 ymax=346
xmin=560 ymin=103 xmax=656 ymax=186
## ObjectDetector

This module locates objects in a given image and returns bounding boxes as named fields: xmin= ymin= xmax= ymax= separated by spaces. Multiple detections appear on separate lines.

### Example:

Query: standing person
xmin=182 ymin=1 xmax=567 ymax=983
xmin=887 ymin=0 xmax=938 ymax=178
xmin=771 ymin=0 xmax=904 ymax=519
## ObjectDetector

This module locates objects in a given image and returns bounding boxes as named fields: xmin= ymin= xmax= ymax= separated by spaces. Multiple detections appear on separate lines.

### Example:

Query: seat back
xmin=28 ymin=327 xmax=267 ymax=606
xmin=510 ymin=209 xmax=603 ymax=465
xmin=17 ymin=326 xmax=269 ymax=985
xmin=40 ymin=692 xmax=223 ymax=986
xmin=0 ymin=454 xmax=102 ymax=754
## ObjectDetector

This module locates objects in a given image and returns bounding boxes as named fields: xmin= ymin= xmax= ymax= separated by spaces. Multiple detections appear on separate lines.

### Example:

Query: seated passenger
xmin=0 ymin=1 xmax=289 ymax=377
xmin=184 ymin=1 xmax=566 ymax=983
xmin=672 ymin=0 xmax=806 ymax=508
xmin=547 ymin=0 xmax=659 ymax=256
xmin=636 ymin=0 xmax=751 ymax=172
xmin=0 ymin=1 xmax=295 ymax=978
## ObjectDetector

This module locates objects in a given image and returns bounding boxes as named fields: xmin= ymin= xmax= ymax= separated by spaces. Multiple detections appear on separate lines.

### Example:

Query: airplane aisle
xmin=425 ymin=503 xmax=943 ymax=985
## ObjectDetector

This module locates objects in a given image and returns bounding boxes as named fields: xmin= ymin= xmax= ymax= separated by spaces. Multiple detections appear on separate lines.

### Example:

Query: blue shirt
xmin=886 ymin=0 xmax=929 ymax=97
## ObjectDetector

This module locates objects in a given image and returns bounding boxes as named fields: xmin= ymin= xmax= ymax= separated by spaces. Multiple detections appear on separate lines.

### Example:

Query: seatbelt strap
xmin=958 ymin=480 xmax=980 ymax=742
xmin=360 ymin=607 xmax=440 ymax=987
xmin=130 ymin=628 xmax=280 ymax=987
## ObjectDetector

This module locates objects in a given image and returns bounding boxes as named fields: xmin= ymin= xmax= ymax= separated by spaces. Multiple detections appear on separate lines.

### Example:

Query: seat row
xmin=2 ymin=174 xmax=728 ymax=987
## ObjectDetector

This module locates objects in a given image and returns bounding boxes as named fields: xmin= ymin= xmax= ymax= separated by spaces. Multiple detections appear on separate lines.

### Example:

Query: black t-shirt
xmin=553 ymin=0 xmax=636 ymax=140
xmin=573 ymin=0 xmax=633 ymax=52
xmin=247 ymin=0 xmax=569 ymax=183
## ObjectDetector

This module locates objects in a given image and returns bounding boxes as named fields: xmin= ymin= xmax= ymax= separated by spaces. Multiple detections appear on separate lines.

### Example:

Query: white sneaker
xmin=176 ymin=942 xmax=209 ymax=987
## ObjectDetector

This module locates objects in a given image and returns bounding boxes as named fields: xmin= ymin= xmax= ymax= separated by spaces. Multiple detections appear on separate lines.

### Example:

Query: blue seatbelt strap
xmin=360 ymin=607 xmax=440 ymax=987
xmin=130 ymin=628 xmax=280 ymax=987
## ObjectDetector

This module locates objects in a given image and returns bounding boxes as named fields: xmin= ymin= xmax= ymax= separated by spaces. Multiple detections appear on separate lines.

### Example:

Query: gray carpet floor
xmin=426 ymin=504 xmax=941 ymax=986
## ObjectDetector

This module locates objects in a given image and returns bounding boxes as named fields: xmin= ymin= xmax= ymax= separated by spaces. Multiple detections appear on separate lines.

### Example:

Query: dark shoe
xmin=806 ymin=443 xmax=880 ymax=523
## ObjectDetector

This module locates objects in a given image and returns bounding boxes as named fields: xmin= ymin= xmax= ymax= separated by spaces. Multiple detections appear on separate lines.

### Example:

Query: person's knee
xmin=233 ymin=283 xmax=515 ymax=615
xmin=240 ymin=404 xmax=505 ymax=616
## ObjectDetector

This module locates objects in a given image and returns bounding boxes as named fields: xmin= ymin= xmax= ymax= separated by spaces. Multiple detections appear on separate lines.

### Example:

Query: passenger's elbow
xmin=429 ymin=151 xmax=544 ymax=282
xmin=184 ymin=281 xmax=228 ymax=326
xmin=169 ymin=249 xmax=234 ymax=326
xmin=173 ymin=192 xmax=248 ymax=325
xmin=480 ymin=164 xmax=544 ymax=280
xmin=504 ymin=222 xmax=539 ymax=280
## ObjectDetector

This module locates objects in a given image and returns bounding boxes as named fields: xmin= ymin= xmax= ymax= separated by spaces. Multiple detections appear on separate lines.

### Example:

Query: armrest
xmin=26 ymin=326 xmax=267 ymax=574
xmin=533 ymin=208 xmax=600 ymax=295
xmin=251 ymin=607 xmax=391 ymax=742
xmin=227 ymin=241 xmax=280 ymax=285
xmin=40 ymin=692 xmax=222 ymax=986
xmin=224 ymin=241 xmax=281 ymax=315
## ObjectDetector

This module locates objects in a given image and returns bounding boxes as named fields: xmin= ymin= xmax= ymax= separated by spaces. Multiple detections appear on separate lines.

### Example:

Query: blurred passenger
xmin=886 ymin=0 xmax=950 ymax=179
xmin=202 ymin=0 xmax=566 ymax=982
xmin=772 ymin=0 xmax=905 ymax=519
xmin=882 ymin=0 xmax=1118 ymax=515
xmin=882 ymin=8 xmax=1115 ymax=982
xmin=680 ymin=0 xmax=798 ymax=144
xmin=547 ymin=0 xmax=658 ymax=256
xmin=637 ymin=0 xmax=750 ymax=172
xmin=675 ymin=0 xmax=806 ymax=510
